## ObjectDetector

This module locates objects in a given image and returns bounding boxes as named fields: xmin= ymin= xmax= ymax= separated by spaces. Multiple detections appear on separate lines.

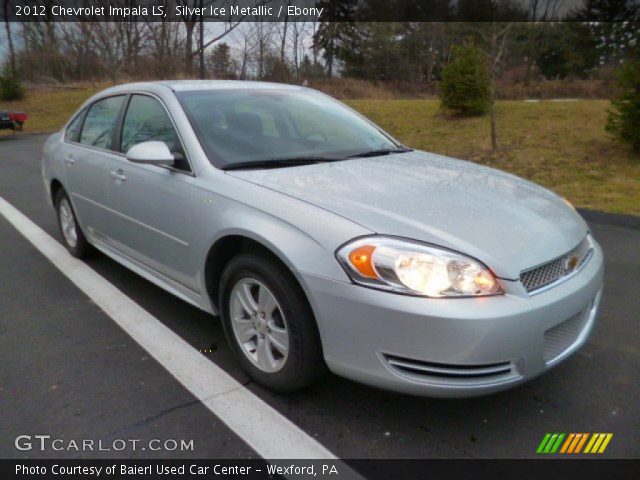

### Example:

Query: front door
xmin=106 ymin=94 xmax=196 ymax=289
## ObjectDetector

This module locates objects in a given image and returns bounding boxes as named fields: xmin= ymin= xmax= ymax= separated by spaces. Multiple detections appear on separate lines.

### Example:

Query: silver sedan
xmin=42 ymin=81 xmax=604 ymax=397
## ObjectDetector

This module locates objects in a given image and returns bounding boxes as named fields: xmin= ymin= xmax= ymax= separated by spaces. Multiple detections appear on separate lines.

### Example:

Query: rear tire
xmin=219 ymin=253 xmax=327 ymax=392
xmin=55 ymin=188 xmax=90 ymax=259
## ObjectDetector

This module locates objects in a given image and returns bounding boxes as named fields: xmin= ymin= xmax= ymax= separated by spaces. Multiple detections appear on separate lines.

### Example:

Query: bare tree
xmin=473 ymin=22 xmax=514 ymax=152
xmin=178 ymin=0 xmax=252 ymax=78
xmin=254 ymin=22 xmax=275 ymax=79
xmin=235 ymin=23 xmax=258 ymax=79
xmin=290 ymin=21 xmax=310 ymax=82
xmin=87 ymin=22 xmax=126 ymax=82
xmin=521 ymin=0 xmax=565 ymax=83
xmin=406 ymin=22 xmax=447 ymax=88
xmin=58 ymin=23 xmax=96 ymax=80
xmin=119 ymin=16 xmax=144 ymax=75
xmin=176 ymin=0 xmax=202 ymax=75
xmin=487 ymin=23 xmax=513 ymax=152
xmin=278 ymin=2 xmax=292 ymax=62
xmin=3 ymin=0 xmax=16 ymax=71
xmin=144 ymin=19 xmax=184 ymax=78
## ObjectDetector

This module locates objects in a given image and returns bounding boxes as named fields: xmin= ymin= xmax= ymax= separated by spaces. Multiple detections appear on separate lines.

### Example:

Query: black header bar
xmin=1 ymin=0 xmax=638 ymax=23
xmin=2 ymin=459 xmax=639 ymax=480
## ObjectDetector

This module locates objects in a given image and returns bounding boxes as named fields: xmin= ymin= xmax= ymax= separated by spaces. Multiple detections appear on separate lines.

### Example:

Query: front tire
xmin=219 ymin=254 xmax=326 ymax=392
xmin=55 ymin=189 xmax=90 ymax=258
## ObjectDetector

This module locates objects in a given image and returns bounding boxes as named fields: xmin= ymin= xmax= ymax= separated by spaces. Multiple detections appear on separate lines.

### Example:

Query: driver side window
xmin=121 ymin=95 xmax=189 ymax=171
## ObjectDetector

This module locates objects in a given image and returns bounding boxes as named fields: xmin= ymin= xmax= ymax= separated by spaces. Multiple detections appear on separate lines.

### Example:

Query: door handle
xmin=110 ymin=169 xmax=127 ymax=182
xmin=64 ymin=155 xmax=75 ymax=166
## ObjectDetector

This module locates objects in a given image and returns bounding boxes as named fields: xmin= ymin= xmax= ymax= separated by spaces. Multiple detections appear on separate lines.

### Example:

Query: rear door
xmin=64 ymin=95 xmax=126 ymax=239
xmin=106 ymin=93 xmax=196 ymax=288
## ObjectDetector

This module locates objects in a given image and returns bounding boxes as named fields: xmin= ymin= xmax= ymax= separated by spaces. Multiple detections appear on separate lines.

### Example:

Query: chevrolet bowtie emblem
xmin=565 ymin=254 xmax=580 ymax=272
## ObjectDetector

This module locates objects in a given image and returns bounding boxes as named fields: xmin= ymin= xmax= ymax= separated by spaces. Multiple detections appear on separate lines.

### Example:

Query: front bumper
xmin=299 ymin=241 xmax=604 ymax=397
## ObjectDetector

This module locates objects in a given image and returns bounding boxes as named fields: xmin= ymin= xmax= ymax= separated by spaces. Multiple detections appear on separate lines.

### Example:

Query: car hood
xmin=227 ymin=151 xmax=588 ymax=279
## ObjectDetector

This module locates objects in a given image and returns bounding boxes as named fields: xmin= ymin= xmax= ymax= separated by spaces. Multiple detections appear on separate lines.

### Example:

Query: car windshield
xmin=176 ymin=88 xmax=402 ymax=168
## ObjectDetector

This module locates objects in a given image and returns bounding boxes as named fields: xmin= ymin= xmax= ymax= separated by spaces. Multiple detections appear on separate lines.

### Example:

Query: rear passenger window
xmin=79 ymin=96 xmax=125 ymax=150
xmin=65 ymin=110 xmax=85 ymax=142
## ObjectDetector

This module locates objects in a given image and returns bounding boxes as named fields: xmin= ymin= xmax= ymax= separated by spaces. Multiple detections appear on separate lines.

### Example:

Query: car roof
xmin=76 ymin=80 xmax=318 ymax=123
xmin=162 ymin=80 xmax=309 ymax=92
xmin=94 ymin=80 xmax=309 ymax=97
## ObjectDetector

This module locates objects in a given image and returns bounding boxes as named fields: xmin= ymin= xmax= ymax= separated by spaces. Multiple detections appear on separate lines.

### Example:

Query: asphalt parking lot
xmin=1 ymin=134 xmax=638 ymax=460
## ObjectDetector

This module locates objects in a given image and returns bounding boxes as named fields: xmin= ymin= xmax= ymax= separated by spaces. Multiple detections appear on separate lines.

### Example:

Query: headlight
xmin=336 ymin=236 xmax=502 ymax=297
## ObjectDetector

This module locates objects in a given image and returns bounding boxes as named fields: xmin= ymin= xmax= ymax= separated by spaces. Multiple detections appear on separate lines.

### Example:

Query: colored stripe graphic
xmin=537 ymin=433 xmax=552 ymax=453
xmin=584 ymin=434 xmax=599 ymax=453
xmin=544 ymin=433 xmax=559 ymax=453
xmin=536 ymin=433 xmax=565 ymax=453
xmin=538 ymin=433 xmax=613 ymax=454
xmin=560 ymin=433 xmax=575 ymax=453
xmin=574 ymin=433 xmax=589 ymax=453
xmin=597 ymin=434 xmax=613 ymax=453
xmin=584 ymin=433 xmax=614 ymax=454
xmin=567 ymin=433 xmax=582 ymax=453
xmin=550 ymin=433 xmax=565 ymax=453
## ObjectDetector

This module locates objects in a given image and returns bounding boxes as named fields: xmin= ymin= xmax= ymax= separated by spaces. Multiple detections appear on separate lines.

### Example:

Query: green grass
xmin=2 ymin=84 xmax=106 ymax=133
xmin=347 ymin=99 xmax=640 ymax=216
xmin=4 ymin=86 xmax=638 ymax=215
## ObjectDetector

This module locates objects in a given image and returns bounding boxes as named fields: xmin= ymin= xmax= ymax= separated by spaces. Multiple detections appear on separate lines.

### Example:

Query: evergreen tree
xmin=438 ymin=43 xmax=490 ymax=115
xmin=572 ymin=0 xmax=640 ymax=65
xmin=208 ymin=43 xmax=237 ymax=79
xmin=607 ymin=60 xmax=640 ymax=151
xmin=0 ymin=64 xmax=26 ymax=102
xmin=312 ymin=0 xmax=359 ymax=77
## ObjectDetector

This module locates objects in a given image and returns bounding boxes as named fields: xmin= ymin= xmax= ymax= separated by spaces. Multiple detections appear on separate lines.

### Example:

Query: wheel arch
xmin=203 ymin=231 xmax=329 ymax=365
xmin=204 ymin=233 xmax=307 ymax=313
xmin=50 ymin=178 xmax=64 ymax=205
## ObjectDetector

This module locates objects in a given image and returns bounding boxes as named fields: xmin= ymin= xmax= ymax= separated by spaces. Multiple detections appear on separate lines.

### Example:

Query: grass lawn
xmin=1 ymin=84 xmax=109 ymax=133
xmin=3 ymin=85 xmax=639 ymax=215
xmin=350 ymin=99 xmax=640 ymax=216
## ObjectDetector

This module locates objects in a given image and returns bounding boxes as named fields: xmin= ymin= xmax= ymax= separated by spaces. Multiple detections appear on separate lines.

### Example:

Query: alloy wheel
xmin=59 ymin=198 xmax=78 ymax=248
xmin=229 ymin=278 xmax=289 ymax=373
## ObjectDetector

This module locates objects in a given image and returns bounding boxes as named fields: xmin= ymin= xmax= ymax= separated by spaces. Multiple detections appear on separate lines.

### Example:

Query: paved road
xmin=1 ymin=134 xmax=638 ymax=460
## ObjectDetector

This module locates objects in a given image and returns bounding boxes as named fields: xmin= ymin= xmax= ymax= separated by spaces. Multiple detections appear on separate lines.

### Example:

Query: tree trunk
xmin=293 ymin=28 xmax=300 ymax=83
xmin=240 ymin=40 xmax=248 ymax=80
xmin=3 ymin=0 xmax=16 ymax=72
xmin=184 ymin=22 xmax=196 ymax=75
xmin=280 ymin=16 xmax=288 ymax=62
xmin=198 ymin=7 xmax=205 ymax=79
xmin=326 ymin=38 xmax=334 ymax=78
xmin=490 ymin=30 xmax=498 ymax=152
xmin=490 ymin=95 xmax=498 ymax=152
xmin=524 ymin=53 xmax=533 ymax=86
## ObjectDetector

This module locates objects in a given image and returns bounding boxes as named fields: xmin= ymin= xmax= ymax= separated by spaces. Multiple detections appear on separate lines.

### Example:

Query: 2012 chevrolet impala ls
xmin=42 ymin=81 xmax=603 ymax=397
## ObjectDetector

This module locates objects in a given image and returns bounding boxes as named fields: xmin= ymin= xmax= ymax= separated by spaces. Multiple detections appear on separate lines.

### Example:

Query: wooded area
xmin=2 ymin=1 xmax=639 ymax=211
xmin=2 ymin=0 xmax=639 ymax=98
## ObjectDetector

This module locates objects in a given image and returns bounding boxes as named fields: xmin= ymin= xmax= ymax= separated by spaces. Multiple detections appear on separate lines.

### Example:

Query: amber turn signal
xmin=348 ymin=245 xmax=378 ymax=279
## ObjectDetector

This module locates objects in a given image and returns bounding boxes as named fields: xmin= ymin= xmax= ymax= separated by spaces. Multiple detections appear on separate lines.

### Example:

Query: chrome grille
xmin=382 ymin=354 xmax=521 ymax=386
xmin=520 ymin=236 xmax=592 ymax=293
xmin=544 ymin=306 xmax=590 ymax=364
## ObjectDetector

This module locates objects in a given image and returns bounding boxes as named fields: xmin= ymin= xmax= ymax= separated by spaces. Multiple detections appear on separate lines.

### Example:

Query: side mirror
xmin=126 ymin=141 xmax=175 ymax=166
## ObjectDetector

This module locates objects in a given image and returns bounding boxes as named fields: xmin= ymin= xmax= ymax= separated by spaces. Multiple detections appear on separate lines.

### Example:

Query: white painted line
xmin=0 ymin=196 xmax=341 ymax=461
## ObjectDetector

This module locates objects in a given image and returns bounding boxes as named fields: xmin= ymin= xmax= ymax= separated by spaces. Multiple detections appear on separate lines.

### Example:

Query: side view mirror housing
xmin=126 ymin=141 xmax=175 ymax=166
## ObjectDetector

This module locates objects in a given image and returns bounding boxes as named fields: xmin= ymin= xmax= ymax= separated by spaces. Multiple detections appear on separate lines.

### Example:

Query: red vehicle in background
xmin=0 ymin=110 xmax=27 ymax=133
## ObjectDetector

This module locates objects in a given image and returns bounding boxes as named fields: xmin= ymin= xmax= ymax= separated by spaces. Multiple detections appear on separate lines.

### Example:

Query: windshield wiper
xmin=222 ymin=148 xmax=412 ymax=170
xmin=346 ymin=147 xmax=413 ymax=158
xmin=222 ymin=157 xmax=341 ymax=171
